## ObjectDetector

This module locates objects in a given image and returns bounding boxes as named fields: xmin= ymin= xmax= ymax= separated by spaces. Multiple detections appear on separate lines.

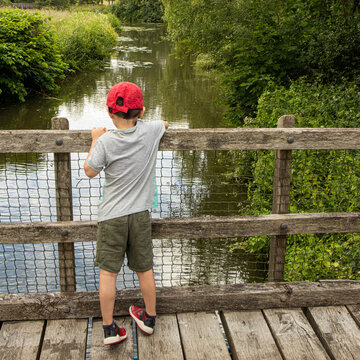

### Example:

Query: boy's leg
xmin=99 ymin=268 xmax=127 ymax=345
xmin=99 ymin=268 xmax=118 ymax=325
xmin=136 ymin=268 xmax=156 ymax=316
xmin=130 ymin=268 xmax=157 ymax=334
xmin=128 ymin=210 xmax=156 ymax=334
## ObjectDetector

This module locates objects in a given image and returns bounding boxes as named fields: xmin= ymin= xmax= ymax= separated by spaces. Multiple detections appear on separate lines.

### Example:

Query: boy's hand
xmin=91 ymin=127 xmax=108 ymax=141
xmin=84 ymin=128 xmax=107 ymax=178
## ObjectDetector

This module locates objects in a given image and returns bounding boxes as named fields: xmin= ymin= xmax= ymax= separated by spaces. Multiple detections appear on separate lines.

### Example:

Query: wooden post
xmin=268 ymin=115 xmax=295 ymax=282
xmin=52 ymin=118 xmax=76 ymax=292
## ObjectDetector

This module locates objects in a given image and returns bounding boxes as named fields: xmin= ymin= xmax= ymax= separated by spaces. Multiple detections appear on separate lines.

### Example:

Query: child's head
xmin=106 ymin=82 xmax=143 ymax=120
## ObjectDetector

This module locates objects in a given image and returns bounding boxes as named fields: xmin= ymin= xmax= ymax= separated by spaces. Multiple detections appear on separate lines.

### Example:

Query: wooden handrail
xmin=1 ymin=212 xmax=360 ymax=244
xmin=1 ymin=127 xmax=360 ymax=152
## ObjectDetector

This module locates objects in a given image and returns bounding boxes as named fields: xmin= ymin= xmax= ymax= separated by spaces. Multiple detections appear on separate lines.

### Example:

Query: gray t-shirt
xmin=86 ymin=120 xmax=165 ymax=222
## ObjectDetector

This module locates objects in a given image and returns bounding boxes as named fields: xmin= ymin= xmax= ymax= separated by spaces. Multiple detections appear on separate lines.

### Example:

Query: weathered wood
xmin=347 ymin=304 xmax=360 ymax=327
xmin=39 ymin=319 xmax=88 ymax=360
xmin=306 ymin=306 xmax=360 ymax=360
xmin=90 ymin=317 xmax=133 ymax=359
xmin=52 ymin=118 xmax=76 ymax=292
xmin=0 ymin=320 xmax=44 ymax=360
xmin=263 ymin=308 xmax=330 ymax=360
xmin=1 ymin=212 xmax=360 ymax=244
xmin=2 ymin=128 xmax=360 ymax=153
xmin=1 ymin=281 xmax=360 ymax=321
xmin=177 ymin=312 xmax=230 ymax=360
xmin=269 ymin=115 xmax=295 ymax=282
xmin=221 ymin=310 xmax=282 ymax=360
xmin=137 ymin=314 xmax=183 ymax=359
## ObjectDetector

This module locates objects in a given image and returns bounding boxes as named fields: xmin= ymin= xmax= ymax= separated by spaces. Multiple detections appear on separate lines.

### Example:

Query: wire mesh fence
xmin=0 ymin=148 xmax=359 ymax=294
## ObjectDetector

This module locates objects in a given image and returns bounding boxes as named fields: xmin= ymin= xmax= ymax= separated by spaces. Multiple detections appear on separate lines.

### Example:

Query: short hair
xmin=109 ymin=107 xmax=142 ymax=119
xmin=108 ymin=96 xmax=142 ymax=119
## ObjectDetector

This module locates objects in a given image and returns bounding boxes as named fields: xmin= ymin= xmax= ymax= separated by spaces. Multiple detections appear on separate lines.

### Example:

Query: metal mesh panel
xmin=1 ymin=148 xmax=359 ymax=293
xmin=0 ymin=151 xmax=270 ymax=293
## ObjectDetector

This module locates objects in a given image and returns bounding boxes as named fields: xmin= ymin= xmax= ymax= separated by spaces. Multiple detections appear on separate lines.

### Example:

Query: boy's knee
xmin=136 ymin=268 xmax=153 ymax=276
xmin=100 ymin=268 xmax=118 ymax=278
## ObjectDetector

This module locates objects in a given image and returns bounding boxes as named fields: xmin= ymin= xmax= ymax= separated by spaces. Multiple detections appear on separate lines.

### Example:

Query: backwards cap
xmin=106 ymin=82 xmax=143 ymax=114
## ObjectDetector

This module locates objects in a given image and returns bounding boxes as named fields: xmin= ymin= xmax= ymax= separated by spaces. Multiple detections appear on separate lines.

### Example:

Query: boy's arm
xmin=162 ymin=120 xmax=169 ymax=130
xmin=84 ymin=127 xmax=108 ymax=178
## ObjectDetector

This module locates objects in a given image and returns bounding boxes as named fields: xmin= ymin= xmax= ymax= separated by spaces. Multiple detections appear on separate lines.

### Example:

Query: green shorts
xmin=94 ymin=210 xmax=153 ymax=273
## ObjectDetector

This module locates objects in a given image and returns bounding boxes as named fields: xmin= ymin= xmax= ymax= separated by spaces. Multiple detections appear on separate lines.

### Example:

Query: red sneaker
xmin=129 ymin=305 xmax=156 ymax=334
xmin=103 ymin=323 xmax=127 ymax=345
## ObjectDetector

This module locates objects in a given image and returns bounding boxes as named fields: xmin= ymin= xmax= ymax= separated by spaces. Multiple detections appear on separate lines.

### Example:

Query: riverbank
xmin=0 ymin=8 xmax=121 ymax=103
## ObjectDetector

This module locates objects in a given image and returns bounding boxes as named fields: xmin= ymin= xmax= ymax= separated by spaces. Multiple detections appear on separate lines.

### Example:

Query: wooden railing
xmin=1 ymin=115 xmax=360 ymax=319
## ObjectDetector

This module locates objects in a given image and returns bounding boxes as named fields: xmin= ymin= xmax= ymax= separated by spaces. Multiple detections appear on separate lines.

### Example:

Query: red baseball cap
xmin=106 ymin=82 xmax=143 ymax=113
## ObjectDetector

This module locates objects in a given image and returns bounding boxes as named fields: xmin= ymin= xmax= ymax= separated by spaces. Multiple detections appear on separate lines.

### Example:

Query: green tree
xmin=162 ymin=0 xmax=360 ymax=125
xmin=110 ymin=0 xmax=164 ymax=23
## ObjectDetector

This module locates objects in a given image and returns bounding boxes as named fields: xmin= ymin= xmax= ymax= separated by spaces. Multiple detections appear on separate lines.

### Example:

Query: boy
xmin=84 ymin=81 xmax=168 ymax=345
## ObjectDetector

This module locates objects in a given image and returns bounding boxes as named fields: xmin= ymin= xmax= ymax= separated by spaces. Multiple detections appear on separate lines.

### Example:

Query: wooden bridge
xmin=1 ymin=281 xmax=360 ymax=359
xmin=1 ymin=116 xmax=360 ymax=359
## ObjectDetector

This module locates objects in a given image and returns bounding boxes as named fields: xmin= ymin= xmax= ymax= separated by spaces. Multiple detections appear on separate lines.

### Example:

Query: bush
xmin=245 ymin=79 xmax=360 ymax=280
xmin=0 ymin=0 xmax=12 ymax=8
xmin=0 ymin=10 xmax=67 ymax=102
xmin=50 ymin=12 xmax=118 ymax=70
xmin=36 ymin=0 xmax=70 ymax=10
xmin=106 ymin=12 xmax=122 ymax=33
xmin=110 ymin=0 xmax=163 ymax=23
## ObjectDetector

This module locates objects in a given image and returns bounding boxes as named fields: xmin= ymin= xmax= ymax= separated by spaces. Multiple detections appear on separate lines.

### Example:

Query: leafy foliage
xmin=105 ymin=12 xmax=122 ymax=33
xmin=0 ymin=10 xmax=67 ymax=102
xmin=51 ymin=12 xmax=118 ymax=70
xmin=0 ymin=0 xmax=12 ymax=7
xmin=162 ymin=0 xmax=360 ymax=280
xmin=110 ymin=0 xmax=163 ymax=23
xmin=162 ymin=0 xmax=360 ymax=125
xmin=242 ymin=79 xmax=360 ymax=280
xmin=35 ymin=0 xmax=70 ymax=10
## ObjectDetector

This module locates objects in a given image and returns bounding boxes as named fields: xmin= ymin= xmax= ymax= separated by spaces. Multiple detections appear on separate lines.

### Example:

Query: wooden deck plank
xmin=137 ymin=314 xmax=183 ymax=360
xmin=0 ymin=320 xmax=44 ymax=360
xmin=263 ymin=308 xmax=330 ymax=360
xmin=90 ymin=317 xmax=133 ymax=359
xmin=347 ymin=304 xmax=360 ymax=328
xmin=307 ymin=306 xmax=360 ymax=360
xmin=177 ymin=312 xmax=231 ymax=360
xmin=221 ymin=310 xmax=282 ymax=360
xmin=39 ymin=319 xmax=88 ymax=359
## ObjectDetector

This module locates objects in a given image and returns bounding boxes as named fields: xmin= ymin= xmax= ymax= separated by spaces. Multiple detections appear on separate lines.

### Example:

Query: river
xmin=0 ymin=25 xmax=267 ymax=294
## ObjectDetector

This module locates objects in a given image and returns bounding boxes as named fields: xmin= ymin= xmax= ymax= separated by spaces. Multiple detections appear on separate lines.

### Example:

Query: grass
xmin=31 ymin=9 xmax=121 ymax=71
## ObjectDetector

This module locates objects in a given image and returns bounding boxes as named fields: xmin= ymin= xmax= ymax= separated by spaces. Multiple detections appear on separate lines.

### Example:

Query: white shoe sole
xmin=129 ymin=306 xmax=154 ymax=334
xmin=104 ymin=333 xmax=127 ymax=345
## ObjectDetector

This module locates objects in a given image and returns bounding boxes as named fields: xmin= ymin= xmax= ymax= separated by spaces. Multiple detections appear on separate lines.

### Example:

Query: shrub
xmin=50 ymin=12 xmax=118 ymax=70
xmin=246 ymin=79 xmax=360 ymax=280
xmin=106 ymin=12 xmax=122 ymax=33
xmin=0 ymin=10 xmax=67 ymax=102
xmin=0 ymin=0 xmax=12 ymax=8
xmin=36 ymin=0 xmax=70 ymax=10
xmin=110 ymin=0 xmax=163 ymax=23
